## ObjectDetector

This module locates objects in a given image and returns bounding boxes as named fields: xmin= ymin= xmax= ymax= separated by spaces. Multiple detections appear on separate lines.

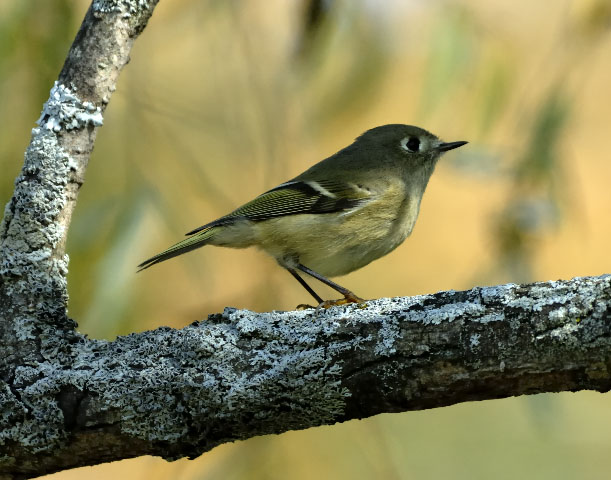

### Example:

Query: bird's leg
xmin=296 ymin=263 xmax=366 ymax=308
xmin=287 ymin=268 xmax=324 ymax=309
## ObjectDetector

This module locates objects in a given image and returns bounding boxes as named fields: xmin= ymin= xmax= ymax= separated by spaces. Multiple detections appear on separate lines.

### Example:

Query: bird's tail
xmin=137 ymin=226 xmax=219 ymax=271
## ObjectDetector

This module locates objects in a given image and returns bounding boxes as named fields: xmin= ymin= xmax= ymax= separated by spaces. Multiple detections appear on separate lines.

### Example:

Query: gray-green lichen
xmin=0 ymin=307 xmax=356 ymax=454
xmin=93 ymin=0 xmax=149 ymax=15
xmin=37 ymin=82 xmax=103 ymax=131
xmin=0 ymin=127 xmax=74 ymax=311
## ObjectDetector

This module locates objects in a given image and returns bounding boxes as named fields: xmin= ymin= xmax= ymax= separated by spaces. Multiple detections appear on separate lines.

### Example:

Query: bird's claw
xmin=295 ymin=293 xmax=366 ymax=311
xmin=317 ymin=293 xmax=366 ymax=309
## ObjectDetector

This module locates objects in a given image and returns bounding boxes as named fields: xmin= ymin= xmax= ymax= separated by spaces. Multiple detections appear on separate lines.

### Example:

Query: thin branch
xmin=0 ymin=0 xmax=159 ymax=319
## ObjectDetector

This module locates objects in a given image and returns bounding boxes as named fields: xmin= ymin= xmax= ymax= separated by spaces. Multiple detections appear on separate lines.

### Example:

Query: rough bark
xmin=1 ymin=1 xmax=611 ymax=479
xmin=0 ymin=276 xmax=609 ymax=478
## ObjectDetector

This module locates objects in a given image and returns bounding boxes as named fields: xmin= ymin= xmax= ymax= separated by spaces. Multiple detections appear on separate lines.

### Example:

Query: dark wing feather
xmin=185 ymin=180 xmax=370 ymax=235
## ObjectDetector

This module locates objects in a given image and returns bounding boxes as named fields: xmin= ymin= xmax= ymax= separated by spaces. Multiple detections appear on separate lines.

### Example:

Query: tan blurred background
xmin=1 ymin=0 xmax=611 ymax=478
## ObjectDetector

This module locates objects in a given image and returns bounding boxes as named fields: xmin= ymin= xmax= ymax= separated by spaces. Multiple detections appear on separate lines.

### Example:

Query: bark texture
xmin=0 ymin=276 xmax=610 ymax=478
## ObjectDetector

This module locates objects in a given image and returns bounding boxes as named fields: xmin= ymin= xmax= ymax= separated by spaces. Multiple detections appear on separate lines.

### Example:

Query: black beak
xmin=437 ymin=140 xmax=468 ymax=152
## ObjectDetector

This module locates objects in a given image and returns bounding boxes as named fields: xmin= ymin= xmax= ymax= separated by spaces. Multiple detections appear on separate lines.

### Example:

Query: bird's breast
xmin=252 ymin=177 xmax=423 ymax=277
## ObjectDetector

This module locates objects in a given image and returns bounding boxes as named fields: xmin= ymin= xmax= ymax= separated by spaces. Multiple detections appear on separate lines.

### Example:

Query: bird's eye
xmin=405 ymin=137 xmax=420 ymax=152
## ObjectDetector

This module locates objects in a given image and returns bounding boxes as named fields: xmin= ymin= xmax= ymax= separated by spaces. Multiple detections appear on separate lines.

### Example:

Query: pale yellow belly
xmin=253 ymin=194 xmax=420 ymax=277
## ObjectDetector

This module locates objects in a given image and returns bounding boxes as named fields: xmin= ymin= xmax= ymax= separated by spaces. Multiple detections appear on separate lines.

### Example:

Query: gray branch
xmin=0 ymin=276 xmax=609 ymax=478
xmin=1 ymin=1 xmax=611 ymax=479
xmin=0 ymin=0 xmax=158 ymax=315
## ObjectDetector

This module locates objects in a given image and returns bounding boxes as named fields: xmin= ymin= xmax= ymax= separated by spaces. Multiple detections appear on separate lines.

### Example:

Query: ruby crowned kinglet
xmin=139 ymin=124 xmax=467 ymax=307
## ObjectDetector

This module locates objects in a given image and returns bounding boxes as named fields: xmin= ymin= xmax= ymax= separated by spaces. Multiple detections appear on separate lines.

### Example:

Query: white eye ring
xmin=401 ymin=136 xmax=421 ymax=153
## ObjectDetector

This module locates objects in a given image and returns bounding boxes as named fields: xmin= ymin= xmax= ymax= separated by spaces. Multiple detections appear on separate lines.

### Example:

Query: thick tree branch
xmin=0 ymin=275 xmax=610 ymax=478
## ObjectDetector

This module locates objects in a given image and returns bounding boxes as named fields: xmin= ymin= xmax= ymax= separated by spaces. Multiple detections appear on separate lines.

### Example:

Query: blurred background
xmin=1 ymin=0 xmax=611 ymax=478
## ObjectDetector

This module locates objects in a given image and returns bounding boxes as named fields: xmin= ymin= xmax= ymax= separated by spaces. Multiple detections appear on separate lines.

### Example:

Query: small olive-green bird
xmin=138 ymin=124 xmax=467 ymax=307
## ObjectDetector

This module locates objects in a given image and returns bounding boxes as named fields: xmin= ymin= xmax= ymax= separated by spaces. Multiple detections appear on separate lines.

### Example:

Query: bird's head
xmin=356 ymin=124 xmax=467 ymax=165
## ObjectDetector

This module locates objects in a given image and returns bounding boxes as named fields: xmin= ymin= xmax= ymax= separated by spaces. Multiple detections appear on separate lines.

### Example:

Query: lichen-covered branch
xmin=0 ymin=275 xmax=610 ymax=478
xmin=0 ymin=0 xmax=159 ymax=318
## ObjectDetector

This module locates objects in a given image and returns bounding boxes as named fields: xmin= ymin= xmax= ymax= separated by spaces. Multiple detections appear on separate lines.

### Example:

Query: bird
xmin=138 ymin=124 xmax=467 ymax=308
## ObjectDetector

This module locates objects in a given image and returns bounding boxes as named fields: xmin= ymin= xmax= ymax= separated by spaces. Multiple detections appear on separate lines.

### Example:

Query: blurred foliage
xmin=493 ymin=88 xmax=570 ymax=282
xmin=419 ymin=7 xmax=478 ymax=118
xmin=0 ymin=0 xmax=82 ymax=197
xmin=1 ymin=0 xmax=611 ymax=479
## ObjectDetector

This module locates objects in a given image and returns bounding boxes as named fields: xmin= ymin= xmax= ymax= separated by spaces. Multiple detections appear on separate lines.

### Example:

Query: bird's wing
xmin=185 ymin=180 xmax=372 ymax=235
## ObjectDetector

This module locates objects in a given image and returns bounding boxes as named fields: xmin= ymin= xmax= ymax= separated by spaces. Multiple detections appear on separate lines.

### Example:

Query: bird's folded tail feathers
xmin=137 ymin=226 xmax=218 ymax=271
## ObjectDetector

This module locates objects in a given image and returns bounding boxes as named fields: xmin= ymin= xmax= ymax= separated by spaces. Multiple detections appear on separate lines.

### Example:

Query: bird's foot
xmin=295 ymin=293 xmax=366 ymax=310
xmin=317 ymin=292 xmax=366 ymax=309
